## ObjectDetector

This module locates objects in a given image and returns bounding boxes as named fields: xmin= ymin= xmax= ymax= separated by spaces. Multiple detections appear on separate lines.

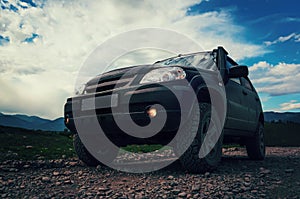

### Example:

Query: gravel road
xmin=0 ymin=147 xmax=299 ymax=198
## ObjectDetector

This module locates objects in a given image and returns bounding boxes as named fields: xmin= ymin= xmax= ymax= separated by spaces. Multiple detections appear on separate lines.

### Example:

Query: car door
xmin=240 ymin=77 xmax=259 ymax=132
xmin=225 ymin=77 xmax=249 ymax=131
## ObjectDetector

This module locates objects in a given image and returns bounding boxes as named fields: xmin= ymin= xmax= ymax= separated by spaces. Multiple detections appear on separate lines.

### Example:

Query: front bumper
xmin=64 ymin=83 xmax=194 ymax=146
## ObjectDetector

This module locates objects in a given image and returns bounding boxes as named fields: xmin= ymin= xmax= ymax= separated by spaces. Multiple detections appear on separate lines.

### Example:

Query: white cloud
xmin=260 ymin=96 xmax=271 ymax=103
xmin=295 ymin=34 xmax=300 ymax=42
xmin=248 ymin=61 xmax=269 ymax=72
xmin=282 ymin=17 xmax=300 ymax=23
xmin=0 ymin=0 xmax=267 ymax=119
xmin=279 ymin=100 xmax=300 ymax=111
xmin=249 ymin=61 xmax=300 ymax=95
xmin=264 ymin=33 xmax=300 ymax=46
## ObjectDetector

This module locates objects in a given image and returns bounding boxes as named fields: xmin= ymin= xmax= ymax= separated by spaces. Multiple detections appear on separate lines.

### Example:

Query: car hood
xmin=85 ymin=65 xmax=155 ymax=86
xmin=85 ymin=64 xmax=217 ymax=86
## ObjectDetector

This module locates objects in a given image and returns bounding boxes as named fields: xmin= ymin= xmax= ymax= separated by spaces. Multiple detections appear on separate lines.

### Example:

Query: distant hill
xmin=36 ymin=118 xmax=66 ymax=132
xmin=0 ymin=111 xmax=299 ymax=132
xmin=0 ymin=113 xmax=65 ymax=132
xmin=264 ymin=112 xmax=300 ymax=124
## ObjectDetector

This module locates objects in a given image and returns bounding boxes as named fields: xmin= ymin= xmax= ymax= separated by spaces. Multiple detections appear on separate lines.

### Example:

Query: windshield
xmin=155 ymin=51 xmax=217 ymax=71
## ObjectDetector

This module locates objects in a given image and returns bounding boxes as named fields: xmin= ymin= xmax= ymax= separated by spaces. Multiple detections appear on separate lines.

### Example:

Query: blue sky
xmin=0 ymin=0 xmax=299 ymax=118
xmin=188 ymin=0 xmax=300 ymax=65
xmin=186 ymin=0 xmax=300 ymax=112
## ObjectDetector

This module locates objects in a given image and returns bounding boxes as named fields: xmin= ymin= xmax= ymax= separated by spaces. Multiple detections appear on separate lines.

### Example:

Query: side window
xmin=242 ymin=77 xmax=253 ymax=91
xmin=226 ymin=56 xmax=238 ymax=70
xmin=226 ymin=60 xmax=233 ymax=70
xmin=230 ymin=77 xmax=241 ymax=85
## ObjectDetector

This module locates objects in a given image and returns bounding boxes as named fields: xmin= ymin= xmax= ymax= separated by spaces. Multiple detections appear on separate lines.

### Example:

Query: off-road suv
xmin=64 ymin=46 xmax=265 ymax=173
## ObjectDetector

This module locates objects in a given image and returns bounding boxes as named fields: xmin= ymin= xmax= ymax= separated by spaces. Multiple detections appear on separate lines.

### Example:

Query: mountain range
xmin=0 ymin=111 xmax=299 ymax=132
xmin=0 ymin=112 xmax=65 ymax=132
xmin=264 ymin=111 xmax=300 ymax=124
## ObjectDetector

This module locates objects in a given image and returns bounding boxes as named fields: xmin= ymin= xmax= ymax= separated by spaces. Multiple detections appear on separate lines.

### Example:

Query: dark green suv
xmin=64 ymin=46 xmax=265 ymax=173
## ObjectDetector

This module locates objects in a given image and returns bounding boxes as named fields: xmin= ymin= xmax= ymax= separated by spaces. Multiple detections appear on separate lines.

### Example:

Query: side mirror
xmin=228 ymin=65 xmax=249 ymax=78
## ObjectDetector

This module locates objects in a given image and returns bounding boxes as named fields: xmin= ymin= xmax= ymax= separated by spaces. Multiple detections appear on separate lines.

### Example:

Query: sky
xmin=0 ymin=0 xmax=299 ymax=119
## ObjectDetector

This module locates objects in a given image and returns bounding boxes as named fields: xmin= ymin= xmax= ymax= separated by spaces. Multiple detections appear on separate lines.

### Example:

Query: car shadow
xmin=151 ymin=154 xmax=289 ymax=175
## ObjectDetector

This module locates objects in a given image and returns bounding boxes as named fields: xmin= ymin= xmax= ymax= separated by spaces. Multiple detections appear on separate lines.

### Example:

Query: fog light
xmin=147 ymin=107 xmax=157 ymax=118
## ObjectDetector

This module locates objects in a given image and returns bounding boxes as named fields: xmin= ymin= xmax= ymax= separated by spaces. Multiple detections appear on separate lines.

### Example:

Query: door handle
xmin=242 ymin=90 xmax=248 ymax=95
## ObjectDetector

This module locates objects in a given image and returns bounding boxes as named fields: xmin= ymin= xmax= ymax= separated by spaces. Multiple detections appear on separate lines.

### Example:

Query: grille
xmin=85 ymin=74 xmax=135 ymax=94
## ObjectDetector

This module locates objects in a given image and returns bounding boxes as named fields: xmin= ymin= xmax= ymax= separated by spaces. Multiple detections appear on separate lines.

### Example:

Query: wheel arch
xmin=196 ymin=86 xmax=227 ymax=120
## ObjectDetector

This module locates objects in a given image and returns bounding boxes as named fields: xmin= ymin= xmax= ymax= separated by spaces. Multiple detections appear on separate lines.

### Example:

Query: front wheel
xmin=246 ymin=122 xmax=265 ymax=160
xmin=73 ymin=134 xmax=99 ymax=166
xmin=176 ymin=103 xmax=223 ymax=173
xmin=74 ymin=133 xmax=119 ymax=166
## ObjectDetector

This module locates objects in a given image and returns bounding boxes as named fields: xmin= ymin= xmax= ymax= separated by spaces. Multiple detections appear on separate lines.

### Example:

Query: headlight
xmin=140 ymin=67 xmax=186 ymax=84
xmin=74 ymin=84 xmax=86 ymax=95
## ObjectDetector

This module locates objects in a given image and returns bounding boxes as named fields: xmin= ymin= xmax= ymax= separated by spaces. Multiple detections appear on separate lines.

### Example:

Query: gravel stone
xmin=191 ymin=185 xmax=200 ymax=192
xmin=172 ymin=189 xmax=181 ymax=195
xmin=41 ymin=176 xmax=50 ymax=182
xmin=0 ymin=147 xmax=299 ymax=198
xmin=178 ymin=192 xmax=187 ymax=197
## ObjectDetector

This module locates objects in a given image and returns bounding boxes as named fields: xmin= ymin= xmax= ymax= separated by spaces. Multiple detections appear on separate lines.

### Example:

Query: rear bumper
xmin=64 ymin=84 xmax=194 ymax=146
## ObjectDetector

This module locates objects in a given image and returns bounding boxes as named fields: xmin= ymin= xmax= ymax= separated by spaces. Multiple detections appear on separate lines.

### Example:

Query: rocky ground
xmin=0 ymin=147 xmax=299 ymax=198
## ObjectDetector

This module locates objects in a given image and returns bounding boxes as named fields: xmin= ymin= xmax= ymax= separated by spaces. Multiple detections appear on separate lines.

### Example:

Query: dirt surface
xmin=1 ymin=147 xmax=299 ymax=198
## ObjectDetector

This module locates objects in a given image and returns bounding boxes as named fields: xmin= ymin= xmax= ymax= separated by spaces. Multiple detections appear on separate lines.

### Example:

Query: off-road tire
xmin=246 ymin=122 xmax=265 ymax=160
xmin=73 ymin=133 xmax=99 ymax=166
xmin=176 ymin=103 xmax=223 ymax=173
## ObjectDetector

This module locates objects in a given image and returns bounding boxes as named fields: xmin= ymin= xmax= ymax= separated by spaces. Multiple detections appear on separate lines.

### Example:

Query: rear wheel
xmin=176 ymin=103 xmax=223 ymax=173
xmin=246 ymin=122 xmax=265 ymax=160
